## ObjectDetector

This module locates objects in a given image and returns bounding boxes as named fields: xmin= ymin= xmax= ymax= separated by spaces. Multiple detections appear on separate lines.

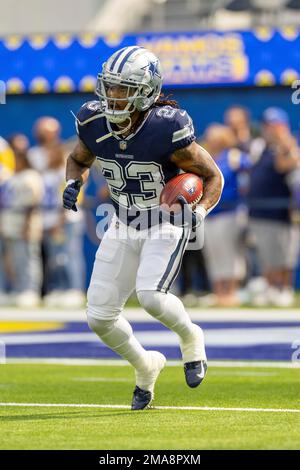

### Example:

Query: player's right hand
xmin=159 ymin=196 xmax=200 ymax=229
xmin=63 ymin=179 xmax=82 ymax=212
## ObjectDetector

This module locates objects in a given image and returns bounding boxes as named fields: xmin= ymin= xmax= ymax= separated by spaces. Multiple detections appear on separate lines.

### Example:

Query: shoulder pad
xmin=76 ymin=101 xmax=102 ymax=126
xmin=154 ymin=107 xmax=192 ymax=126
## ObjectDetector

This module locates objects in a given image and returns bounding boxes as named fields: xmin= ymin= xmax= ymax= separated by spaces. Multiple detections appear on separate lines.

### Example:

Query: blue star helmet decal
xmin=143 ymin=60 xmax=160 ymax=79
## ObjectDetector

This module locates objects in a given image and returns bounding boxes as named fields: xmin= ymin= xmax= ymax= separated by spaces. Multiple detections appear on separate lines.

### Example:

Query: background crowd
xmin=1 ymin=104 xmax=300 ymax=308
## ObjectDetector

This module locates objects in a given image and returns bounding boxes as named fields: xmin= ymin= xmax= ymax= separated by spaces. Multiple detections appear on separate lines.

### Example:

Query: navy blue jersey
xmin=76 ymin=101 xmax=195 ymax=226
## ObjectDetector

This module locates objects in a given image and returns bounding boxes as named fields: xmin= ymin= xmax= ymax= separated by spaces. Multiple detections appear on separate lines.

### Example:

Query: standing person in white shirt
xmin=1 ymin=135 xmax=44 ymax=307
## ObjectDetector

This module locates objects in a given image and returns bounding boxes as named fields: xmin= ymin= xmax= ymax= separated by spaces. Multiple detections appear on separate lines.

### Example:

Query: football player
xmin=63 ymin=46 xmax=224 ymax=410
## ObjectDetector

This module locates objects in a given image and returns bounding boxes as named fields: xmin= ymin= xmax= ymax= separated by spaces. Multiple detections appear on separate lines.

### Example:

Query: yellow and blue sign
xmin=0 ymin=30 xmax=299 ymax=93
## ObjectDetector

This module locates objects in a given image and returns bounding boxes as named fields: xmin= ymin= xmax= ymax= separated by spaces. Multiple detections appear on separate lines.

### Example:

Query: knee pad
xmin=87 ymin=315 xmax=115 ymax=337
xmin=137 ymin=290 xmax=192 ymax=335
xmin=137 ymin=290 xmax=166 ymax=317
xmin=87 ymin=314 xmax=133 ymax=346
xmin=87 ymin=280 xmax=121 ymax=320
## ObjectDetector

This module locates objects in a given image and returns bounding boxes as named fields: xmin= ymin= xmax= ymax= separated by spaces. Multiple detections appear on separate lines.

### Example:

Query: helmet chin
xmin=104 ymin=110 xmax=130 ymax=124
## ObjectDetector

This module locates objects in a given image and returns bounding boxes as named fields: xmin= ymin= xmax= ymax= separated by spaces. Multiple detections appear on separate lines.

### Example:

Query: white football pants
xmin=87 ymin=216 xmax=206 ymax=372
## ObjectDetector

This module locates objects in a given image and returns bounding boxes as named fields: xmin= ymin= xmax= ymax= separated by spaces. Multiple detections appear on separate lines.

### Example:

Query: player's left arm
xmin=171 ymin=141 xmax=224 ymax=216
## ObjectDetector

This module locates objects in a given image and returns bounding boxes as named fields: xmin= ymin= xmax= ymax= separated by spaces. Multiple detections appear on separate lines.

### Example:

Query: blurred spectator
xmin=41 ymin=138 xmax=68 ymax=301
xmin=201 ymin=124 xmax=251 ymax=307
xmin=0 ymin=136 xmax=15 ymax=304
xmin=63 ymin=194 xmax=86 ymax=307
xmin=28 ymin=117 xmax=62 ymax=173
xmin=0 ymin=134 xmax=43 ymax=307
xmin=9 ymin=133 xmax=30 ymax=155
xmin=83 ymin=162 xmax=111 ymax=286
xmin=38 ymin=124 xmax=85 ymax=308
xmin=248 ymin=107 xmax=300 ymax=306
xmin=224 ymin=105 xmax=258 ymax=153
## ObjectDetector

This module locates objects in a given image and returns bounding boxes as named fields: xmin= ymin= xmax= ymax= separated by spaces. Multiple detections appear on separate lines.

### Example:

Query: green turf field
xmin=0 ymin=363 xmax=299 ymax=450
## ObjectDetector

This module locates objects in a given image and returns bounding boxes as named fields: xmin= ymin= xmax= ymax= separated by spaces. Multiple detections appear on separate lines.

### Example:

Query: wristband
xmin=66 ymin=179 xmax=76 ymax=186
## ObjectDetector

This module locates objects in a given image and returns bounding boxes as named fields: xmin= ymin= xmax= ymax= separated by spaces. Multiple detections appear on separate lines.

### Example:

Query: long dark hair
xmin=129 ymin=93 xmax=179 ymax=134
xmin=153 ymin=93 xmax=179 ymax=109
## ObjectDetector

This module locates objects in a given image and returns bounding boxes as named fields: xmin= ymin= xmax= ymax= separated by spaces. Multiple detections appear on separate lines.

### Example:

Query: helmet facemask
xmin=96 ymin=73 xmax=154 ymax=125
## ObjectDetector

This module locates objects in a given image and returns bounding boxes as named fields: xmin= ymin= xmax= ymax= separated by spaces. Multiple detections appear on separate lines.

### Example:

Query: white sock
xmin=137 ymin=290 xmax=206 ymax=362
xmin=87 ymin=314 xmax=150 ymax=373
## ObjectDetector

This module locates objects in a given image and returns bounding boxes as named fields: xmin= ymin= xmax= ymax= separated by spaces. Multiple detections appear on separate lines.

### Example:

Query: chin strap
xmin=95 ymin=116 xmax=132 ymax=143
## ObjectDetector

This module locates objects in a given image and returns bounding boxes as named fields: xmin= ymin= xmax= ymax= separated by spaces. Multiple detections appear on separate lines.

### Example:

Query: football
xmin=159 ymin=173 xmax=203 ymax=212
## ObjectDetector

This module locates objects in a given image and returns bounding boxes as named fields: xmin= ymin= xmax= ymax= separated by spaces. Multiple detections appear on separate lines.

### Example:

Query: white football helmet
xmin=96 ymin=46 xmax=163 ymax=124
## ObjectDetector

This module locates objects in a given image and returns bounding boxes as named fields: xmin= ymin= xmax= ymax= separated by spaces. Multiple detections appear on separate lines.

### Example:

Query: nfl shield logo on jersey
xmin=119 ymin=140 xmax=127 ymax=151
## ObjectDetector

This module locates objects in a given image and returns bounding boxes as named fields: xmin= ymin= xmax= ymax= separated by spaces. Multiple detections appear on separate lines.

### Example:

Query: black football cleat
xmin=184 ymin=360 xmax=207 ymax=388
xmin=131 ymin=385 xmax=153 ymax=410
xmin=132 ymin=351 xmax=166 ymax=411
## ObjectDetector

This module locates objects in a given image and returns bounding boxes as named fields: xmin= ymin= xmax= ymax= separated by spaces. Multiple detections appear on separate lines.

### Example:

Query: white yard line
xmin=0 ymin=402 xmax=300 ymax=413
xmin=71 ymin=377 xmax=132 ymax=382
xmin=209 ymin=371 xmax=278 ymax=377
xmin=70 ymin=372 xmax=277 ymax=380
xmin=5 ymin=358 xmax=300 ymax=368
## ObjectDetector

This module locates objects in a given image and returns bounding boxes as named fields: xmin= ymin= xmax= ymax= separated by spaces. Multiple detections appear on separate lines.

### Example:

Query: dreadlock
xmin=153 ymin=93 xmax=179 ymax=109
xmin=128 ymin=93 xmax=179 ymax=134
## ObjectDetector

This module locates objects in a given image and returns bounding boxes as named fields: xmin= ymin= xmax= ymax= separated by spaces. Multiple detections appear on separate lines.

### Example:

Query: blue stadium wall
xmin=1 ymin=86 xmax=299 ymax=142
